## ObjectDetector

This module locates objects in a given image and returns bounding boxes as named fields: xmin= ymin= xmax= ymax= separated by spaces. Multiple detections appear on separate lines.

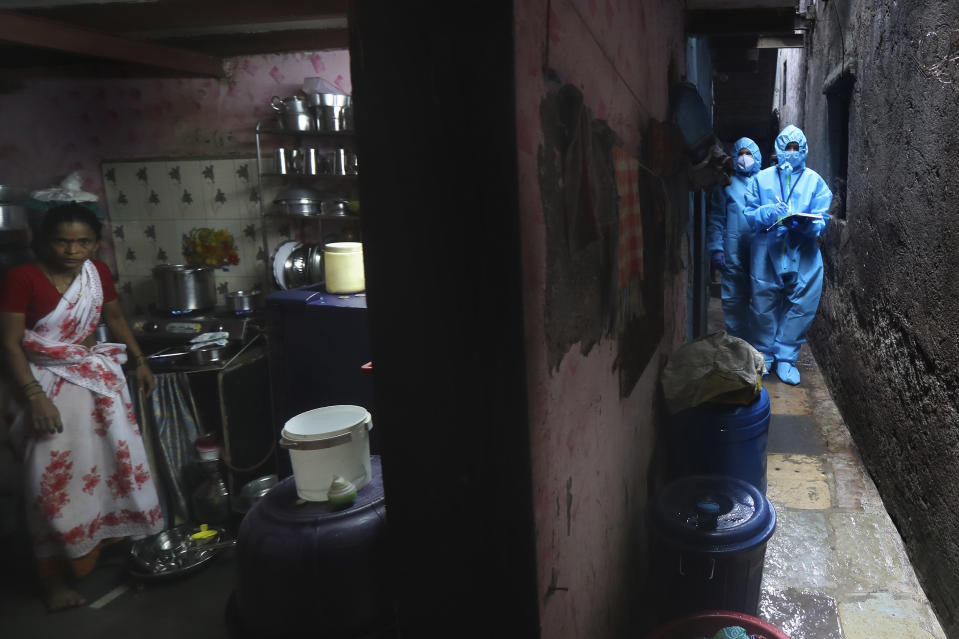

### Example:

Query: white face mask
xmin=735 ymin=154 xmax=755 ymax=172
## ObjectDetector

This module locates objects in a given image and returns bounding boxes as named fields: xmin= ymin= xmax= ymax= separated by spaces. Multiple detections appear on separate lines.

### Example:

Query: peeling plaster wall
xmin=797 ymin=0 xmax=959 ymax=633
xmin=774 ymin=47 xmax=805 ymax=134
xmin=514 ymin=1 xmax=687 ymax=637
xmin=0 ymin=52 xmax=350 ymax=199
xmin=0 ymin=51 xmax=349 ymax=276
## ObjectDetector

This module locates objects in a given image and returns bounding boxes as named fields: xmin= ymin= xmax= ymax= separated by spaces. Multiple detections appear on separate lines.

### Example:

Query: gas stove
xmin=130 ymin=308 xmax=262 ymax=346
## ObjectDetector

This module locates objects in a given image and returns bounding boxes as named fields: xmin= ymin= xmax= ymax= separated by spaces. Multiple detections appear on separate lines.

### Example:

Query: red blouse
xmin=0 ymin=260 xmax=117 ymax=328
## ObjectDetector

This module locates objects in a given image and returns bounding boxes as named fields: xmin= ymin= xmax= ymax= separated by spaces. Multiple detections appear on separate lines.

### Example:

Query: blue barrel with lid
xmin=669 ymin=387 xmax=770 ymax=492
xmin=649 ymin=474 xmax=776 ymax=621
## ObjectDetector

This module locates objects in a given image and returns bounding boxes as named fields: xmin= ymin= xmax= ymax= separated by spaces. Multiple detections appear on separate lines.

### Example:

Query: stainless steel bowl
xmin=236 ymin=474 xmax=278 ymax=513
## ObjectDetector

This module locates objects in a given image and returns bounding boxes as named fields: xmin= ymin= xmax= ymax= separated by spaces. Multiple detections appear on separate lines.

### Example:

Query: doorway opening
xmin=825 ymin=73 xmax=854 ymax=219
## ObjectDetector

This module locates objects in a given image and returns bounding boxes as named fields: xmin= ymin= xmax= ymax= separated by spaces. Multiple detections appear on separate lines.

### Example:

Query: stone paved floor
xmin=708 ymin=293 xmax=946 ymax=639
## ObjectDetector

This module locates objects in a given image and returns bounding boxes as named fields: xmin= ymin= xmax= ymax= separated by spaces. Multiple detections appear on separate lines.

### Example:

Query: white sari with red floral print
xmin=15 ymin=259 xmax=163 ymax=559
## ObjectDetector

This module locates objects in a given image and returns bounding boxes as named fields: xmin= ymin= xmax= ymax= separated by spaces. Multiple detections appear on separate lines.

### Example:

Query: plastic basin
xmin=645 ymin=610 xmax=791 ymax=639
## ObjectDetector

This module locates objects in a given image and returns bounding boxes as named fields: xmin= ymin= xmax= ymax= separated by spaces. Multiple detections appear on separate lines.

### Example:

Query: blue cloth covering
xmin=707 ymin=137 xmax=762 ymax=342
xmin=743 ymin=125 xmax=832 ymax=373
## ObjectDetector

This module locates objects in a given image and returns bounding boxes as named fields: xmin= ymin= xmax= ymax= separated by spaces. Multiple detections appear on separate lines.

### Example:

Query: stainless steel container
xmin=309 ymin=93 xmax=353 ymax=132
xmin=225 ymin=290 xmax=262 ymax=314
xmin=0 ymin=204 xmax=28 ymax=231
xmin=271 ymin=95 xmax=313 ymax=133
xmin=300 ymin=147 xmax=320 ymax=175
xmin=332 ymin=149 xmax=359 ymax=176
xmin=153 ymin=264 xmax=216 ymax=313
xmin=273 ymin=147 xmax=292 ymax=174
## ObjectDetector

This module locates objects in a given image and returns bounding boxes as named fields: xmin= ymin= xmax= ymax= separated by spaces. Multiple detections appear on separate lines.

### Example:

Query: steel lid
xmin=651 ymin=474 xmax=776 ymax=555
xmin=324 ymin=241 xmax=363 ymax=254
xmin=281 ymin=404 xmax=372 ymax=442
xmin=153 ymin=263 xmax=213 ymax=274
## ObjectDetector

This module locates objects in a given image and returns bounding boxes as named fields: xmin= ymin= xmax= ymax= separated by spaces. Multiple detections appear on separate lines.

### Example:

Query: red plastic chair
xmin=645 ymin=610 xmax=791 ymax=639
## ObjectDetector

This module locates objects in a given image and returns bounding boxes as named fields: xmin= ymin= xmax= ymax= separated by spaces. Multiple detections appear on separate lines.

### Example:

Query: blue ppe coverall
xmin=743 ymin=125 xmax=832 ymax=367
xmin=707 ymin=137 xmax=762 ymax=342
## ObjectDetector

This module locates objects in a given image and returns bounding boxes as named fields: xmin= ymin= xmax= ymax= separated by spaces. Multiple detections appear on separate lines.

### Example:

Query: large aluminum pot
xmin=153 ymin=264 xmax=216 ymax=313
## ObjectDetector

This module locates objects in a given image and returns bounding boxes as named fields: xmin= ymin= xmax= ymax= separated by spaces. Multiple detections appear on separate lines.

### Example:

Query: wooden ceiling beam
xmin=687 ymin=8 xmax=799 ymax=35
xmin=0 ymin=11 xmax=224 ymax=77
xmin=20 ymin=0 xmax=349 ymax=33
xmin=158 ymin=29 xmax=350 ymax=56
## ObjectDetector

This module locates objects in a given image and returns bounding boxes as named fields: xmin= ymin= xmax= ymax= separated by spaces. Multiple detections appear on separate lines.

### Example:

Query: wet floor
xmin=708 ymin=293 xmax=947 ymax=639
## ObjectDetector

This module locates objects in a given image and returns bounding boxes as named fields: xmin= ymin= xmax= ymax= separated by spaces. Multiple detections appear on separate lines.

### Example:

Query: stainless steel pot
xmin=271 ymin=95 xmax=313 ymax=133
xmin=191 ymin=342 xmax=235 ymax=366
xmin=274 ymin=186 xmax=322 ymax=216
xmin=153 ymin=264 xmax=216 ymax=313
xmin=225 ymin=290 xmax=262 ymax=314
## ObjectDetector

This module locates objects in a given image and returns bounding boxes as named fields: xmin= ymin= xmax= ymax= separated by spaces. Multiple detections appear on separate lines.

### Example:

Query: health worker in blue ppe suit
xmin=707 ymin=137 xmax=762 ymax=342
xmin=743 ymin=124 xmax=832 ymax=385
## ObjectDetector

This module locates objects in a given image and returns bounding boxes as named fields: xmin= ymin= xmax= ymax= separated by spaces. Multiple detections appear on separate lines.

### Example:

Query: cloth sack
xmin=662 ymin=331 xmax=764 ymax=415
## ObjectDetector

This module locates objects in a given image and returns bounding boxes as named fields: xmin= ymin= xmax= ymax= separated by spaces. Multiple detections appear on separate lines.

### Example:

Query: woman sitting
xmin=0 ymin=203 xmax=163 ymax=610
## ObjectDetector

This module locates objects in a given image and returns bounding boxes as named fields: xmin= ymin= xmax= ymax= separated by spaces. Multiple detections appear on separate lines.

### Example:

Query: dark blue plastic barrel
xmin=669 ymin=387 xmax=770 ymax=493
xmin=649 ymin=475 xmax=777 ymax=620
xmin=231 ymin=456 xmax=391 ymax=638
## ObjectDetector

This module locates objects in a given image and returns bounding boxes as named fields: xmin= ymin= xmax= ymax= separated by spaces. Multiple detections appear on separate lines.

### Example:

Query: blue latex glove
xmin=794 ymin=217 xmax=826 ymax=238
xmin=757 ymin=201 xmax=789 ymax=228
xmin=711 ymin=250 xmax=726 ymax=271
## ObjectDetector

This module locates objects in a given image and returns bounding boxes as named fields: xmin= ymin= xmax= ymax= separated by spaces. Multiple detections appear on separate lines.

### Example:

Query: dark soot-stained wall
xmin=803 ymin=0 xmax=959 ymax=633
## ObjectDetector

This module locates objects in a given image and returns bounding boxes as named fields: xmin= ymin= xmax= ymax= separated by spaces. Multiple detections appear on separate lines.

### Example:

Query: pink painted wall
xmin=514 ymin=1 xmax=687 ymax=636
xmin=0 ymin=51 xmax=351 ymax=198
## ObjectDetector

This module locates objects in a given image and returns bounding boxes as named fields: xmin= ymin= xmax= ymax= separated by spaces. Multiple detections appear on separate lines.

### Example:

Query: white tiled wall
xmin=102 ymin=157 xmax=293 ymax=316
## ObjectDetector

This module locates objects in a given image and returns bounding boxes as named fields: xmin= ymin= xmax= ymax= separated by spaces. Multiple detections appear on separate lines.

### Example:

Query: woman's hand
xmin=29 ymin=394 xmax=63 ymax=434
xmin=136 ymin=362 xmax=156 ymax=395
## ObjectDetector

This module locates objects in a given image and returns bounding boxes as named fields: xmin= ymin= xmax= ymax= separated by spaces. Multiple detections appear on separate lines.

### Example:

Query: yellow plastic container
xmin=323 ymin=242 xmax=365 ymax=293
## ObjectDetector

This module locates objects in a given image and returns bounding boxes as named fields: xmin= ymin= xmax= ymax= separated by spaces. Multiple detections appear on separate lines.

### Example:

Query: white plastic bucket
xmin=279 ymin=405 xmax=373 ymax=501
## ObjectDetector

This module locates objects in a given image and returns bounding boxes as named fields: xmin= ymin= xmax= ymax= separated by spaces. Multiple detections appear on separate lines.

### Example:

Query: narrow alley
xmin=706 ymin=297 xmax=947 ymax=638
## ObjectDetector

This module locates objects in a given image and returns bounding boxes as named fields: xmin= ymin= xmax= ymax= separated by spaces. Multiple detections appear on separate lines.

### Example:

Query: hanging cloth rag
xmin=614 ymin=146 xmax=645 ymax=324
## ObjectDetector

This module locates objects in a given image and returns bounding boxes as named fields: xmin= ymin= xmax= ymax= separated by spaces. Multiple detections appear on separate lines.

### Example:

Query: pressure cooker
xmin=153 ymin=264 xmax=216 ymax=313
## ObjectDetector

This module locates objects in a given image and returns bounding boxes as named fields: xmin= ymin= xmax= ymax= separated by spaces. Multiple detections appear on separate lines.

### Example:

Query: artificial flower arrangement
xmin=182 ymin=227 xmax=239 ymax=268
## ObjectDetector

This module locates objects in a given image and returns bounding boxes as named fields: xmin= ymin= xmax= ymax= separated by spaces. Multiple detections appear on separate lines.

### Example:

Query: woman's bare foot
xmin=41 ymin=574 xmax=86 ymax=612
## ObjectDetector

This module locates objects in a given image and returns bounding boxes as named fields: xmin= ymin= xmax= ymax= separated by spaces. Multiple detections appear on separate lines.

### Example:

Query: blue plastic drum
xmin=649 ymin=474 xmax=777 ymax=620
xmin=669 ymin=387 xmax=770 ymax=493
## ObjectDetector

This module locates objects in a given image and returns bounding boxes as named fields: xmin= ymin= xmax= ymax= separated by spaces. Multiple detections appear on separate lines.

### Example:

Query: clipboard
xmin=765 ymin=212 xmax=823 ymax=232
